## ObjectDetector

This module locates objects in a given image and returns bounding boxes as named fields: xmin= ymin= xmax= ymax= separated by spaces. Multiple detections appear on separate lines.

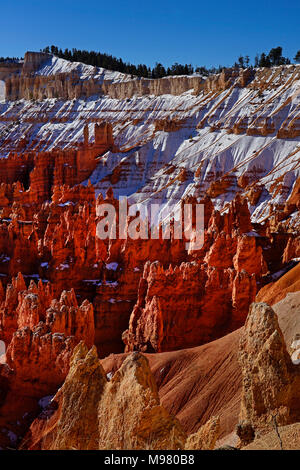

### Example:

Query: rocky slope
xmin=18 ymin=293 xmax=300 ymax=450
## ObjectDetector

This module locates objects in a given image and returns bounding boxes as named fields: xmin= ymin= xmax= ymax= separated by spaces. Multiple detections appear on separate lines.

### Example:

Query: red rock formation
xmin=6 ymin=324 xmax=77 ymax=396
xmin=233 ymin=234 xmax=267 ymax=276
xmin=0 ymin=166 xmax=288 ymax=362
xmin=16 ymin=279 xmax=53 ymax=330
xmin=22 ymin=51 xmax=51 ymax=75
xmin=0 ymin=279 xmax=95 ymax=448
xmin=154 ymin=118 xmax=185 ymax=132
xmin=123 ymin=197 xmax=265 ymax=353
xmin=0 ymin=273 xmax=27 ymax=343
xmin=123 ymin=259 xmax=256 ymax=353
xmin=283 ymin=236 xmax=300 ymax=263
xmin=46 ymin=289 xmax=95 ymax=348
xmin=204 ymin=68 xmax=239 ymax=93
xmin=0 ymin=273 xmax=94 ymax=348
xmin=0 ymin=124 xmax=114 ymax=210
xmin=0 ymin=153 xmax=34 ymax=185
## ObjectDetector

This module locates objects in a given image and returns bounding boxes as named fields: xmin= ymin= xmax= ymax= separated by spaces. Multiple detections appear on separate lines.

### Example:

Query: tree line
xmin=0 ymin=57 xmax=21 ymax=63
xmin=1 ymin=46 xmax=300 ymax=78
xmin=40 ymin=45 xmax=300 ymax=78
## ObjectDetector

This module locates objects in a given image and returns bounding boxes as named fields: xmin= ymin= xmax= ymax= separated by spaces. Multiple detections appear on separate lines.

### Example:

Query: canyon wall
xmin=2 ymin=52 xmax=261 ymax=102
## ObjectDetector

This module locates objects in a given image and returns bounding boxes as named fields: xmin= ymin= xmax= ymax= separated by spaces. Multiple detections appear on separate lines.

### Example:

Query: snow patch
xmin=56 ymin=263 xmax=70 ymax=270
xmin=38 ymin=395 xmax=54 ymax=409
xmin=0 ymin=81 xmax=5 ymax=101
xmin=291 ymin=349 xmax=300 ymax=365
xmin=106 ymin=372 xmax=113 ymax=381
xmin=106 ymin=281 xmax=118 ymax=287
xmin=106 ymin=262 xmax=118 ymax=271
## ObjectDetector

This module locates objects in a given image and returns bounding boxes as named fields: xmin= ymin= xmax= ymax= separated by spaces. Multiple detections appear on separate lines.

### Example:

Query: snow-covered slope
xmin=35 ymin=55 xmax=131 ymax=83
xmin=0 ymin=57 xmax=299 ymax=225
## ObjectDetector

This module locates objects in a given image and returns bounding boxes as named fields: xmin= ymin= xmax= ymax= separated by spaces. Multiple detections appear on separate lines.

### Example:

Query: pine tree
xmin=294 ymin=51 xmax=300 ymax=63
xmin=268 ymin=47 xmax=283 ymax=66
xmin=238 ymin=56 xmax=245 ymax=68
xmin=259 ymin=53 xmax=271 ymax=68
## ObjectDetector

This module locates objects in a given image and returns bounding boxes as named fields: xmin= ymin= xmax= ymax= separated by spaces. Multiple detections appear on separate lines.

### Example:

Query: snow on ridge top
xmin=35 ymin=55 xmax=132 ymax=84
xmin=35 ymin=55 xmax=207 ymax=84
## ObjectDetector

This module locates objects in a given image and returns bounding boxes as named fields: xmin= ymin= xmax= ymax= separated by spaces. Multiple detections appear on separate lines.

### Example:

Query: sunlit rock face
xmin=20 ymin=345 xmax=187 ymax=450
xmin=238 ymin=302 xmax=300 ymax=440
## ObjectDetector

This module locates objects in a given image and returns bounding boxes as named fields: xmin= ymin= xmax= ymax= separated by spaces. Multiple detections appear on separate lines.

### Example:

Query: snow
xmin=82 ymin=279 xmax=100 ymax=284
xmin=106 ymin=262 xmax=118 ymax=271
xmin=38 ymin=395 xmax=54 ymax=409
xmin=52 ymin=332 xmax=65 ymax=340
xmin=291 ymin=339 xmax=300 ymax=350
xmin=1 ymin=428 xmax=18 ymax=445
xmin=291 ymin=349 xmax=300 ymax=365
xmin=270 ymin=268 xmax=290 ymax=282
xmin=56 ymin=263 xmax=70 ymax=270
xmin=245 ymin=231 xmax=261 ymax=237
xmin=0 ymin=81 xmax=5 ymax=102
xmin=36 ymin=55 xmax=131 ymax=84
xmin=106 ymin=281 xmax=118 ymax=287
xmin=58 ymin=201 xmax=74 ymax=207
xmin=7 ymin=431 xmax=18 ymax=445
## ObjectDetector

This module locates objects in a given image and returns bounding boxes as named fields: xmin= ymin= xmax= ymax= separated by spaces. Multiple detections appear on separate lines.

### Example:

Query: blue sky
xmin=1 ymin=0 xmax=299 ymax=68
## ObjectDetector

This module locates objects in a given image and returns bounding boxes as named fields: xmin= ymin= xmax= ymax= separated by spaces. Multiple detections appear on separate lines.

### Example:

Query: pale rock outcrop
xmin=185 ymin=416 xmax=220 ymax=450
xmin=238 ymin=302 xmax=300 ymax=440
xmin=22 ymin=52 xmax=51 ymax=75
xmin=22 ymin=345 xmax=187 ymax=450
xmin=243 ymin=423 xmax=300 ymax=450
xmin=25 ymin=343 xmax=107 ymax=450
xmin=97 ymin=351 xmax=186 ymax=450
